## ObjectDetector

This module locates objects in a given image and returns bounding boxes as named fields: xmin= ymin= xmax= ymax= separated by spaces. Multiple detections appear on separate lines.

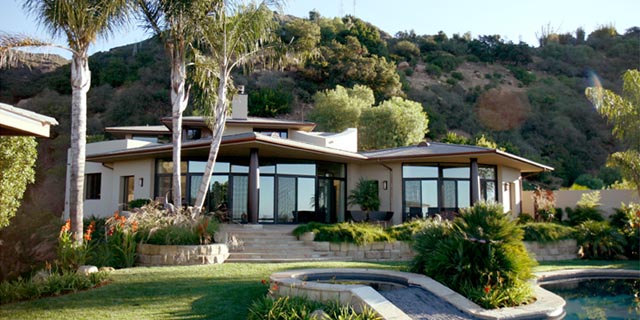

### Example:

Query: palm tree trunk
xmin=170 ymin=47 xmax=188 ymax=210
xmin=69 ymin=54 xmax=90 ymax=244
xmin=193 ymin=68 xmax=228 ymax=215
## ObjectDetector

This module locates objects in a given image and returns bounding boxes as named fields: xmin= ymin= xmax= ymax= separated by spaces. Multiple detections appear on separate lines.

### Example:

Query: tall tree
xmin=308 ymin=84 xmax=374 ymax=132
xmin=0 ymin=0 xmax=131 ymax=243
xmin=137 ymin=0 xmax=218 ymax=209
xmin=358 ymin=97 xmax=428 ymax=150
xmin=191 ymin=0 xmax=281 ymax=212
xmin=586 ymin=69 xmax=640 ymax=197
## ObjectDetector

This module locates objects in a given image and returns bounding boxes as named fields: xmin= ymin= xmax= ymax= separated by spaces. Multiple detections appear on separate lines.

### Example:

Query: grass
xmin=533 ymin=259 xmax=640 ymax=272
xmin=0 ymin=259 xmax=636 ymax=319
xmin=0 ymin=261 xmax=404 ymax=320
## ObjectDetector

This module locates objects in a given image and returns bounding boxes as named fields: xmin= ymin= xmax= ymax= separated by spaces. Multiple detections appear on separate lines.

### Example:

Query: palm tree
xmin=137 ymin=0 xmax=220 ymax=210
xmin=0 ymin=0 xmax=131 ymax=244
xmin=190 ymin=1 xmax=281 ymax=213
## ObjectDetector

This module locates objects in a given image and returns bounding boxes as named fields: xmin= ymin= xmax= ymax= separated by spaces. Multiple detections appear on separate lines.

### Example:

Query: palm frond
xmin=0 ymin=32 xmax=66 ymax=68
xmin=23 ymin=0 xmax=132 ymax=54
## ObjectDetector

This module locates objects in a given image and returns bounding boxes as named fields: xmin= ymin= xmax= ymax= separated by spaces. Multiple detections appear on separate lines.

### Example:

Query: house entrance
xmin=121 ymin=175 xmax=135 ymax=210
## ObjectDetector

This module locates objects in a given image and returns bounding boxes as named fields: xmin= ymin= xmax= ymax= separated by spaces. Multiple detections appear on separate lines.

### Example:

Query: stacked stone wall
xmin=311 ymin=241 xmax=414 ymax=261
xmin=137 ymin=243 xmax=229 ymax=266
xmin=524 ymin=239 xmax=578 ymax=261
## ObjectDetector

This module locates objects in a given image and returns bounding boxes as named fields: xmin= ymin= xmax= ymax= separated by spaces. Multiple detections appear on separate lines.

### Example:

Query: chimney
xmin=231 ymin=86 xmax=248 ymax=120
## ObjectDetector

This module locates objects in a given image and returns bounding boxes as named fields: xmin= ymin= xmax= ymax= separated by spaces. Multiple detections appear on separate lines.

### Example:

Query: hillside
xmin=1 ymin=15 xmax=638 ymax=217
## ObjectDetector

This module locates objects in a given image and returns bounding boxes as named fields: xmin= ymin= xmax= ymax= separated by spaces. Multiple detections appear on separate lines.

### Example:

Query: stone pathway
xmin=380 ymin=287 xmax=478 ymax=320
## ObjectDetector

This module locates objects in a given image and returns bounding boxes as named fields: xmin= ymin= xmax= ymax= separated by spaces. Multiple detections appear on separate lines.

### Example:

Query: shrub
xmin=566 ymin=206 xmax=604 ymax=226
xmin=575 ymin=221 xmax=625 ymax=259
xmin=520 ymin=222 xmax=575 ymax=243
xmin=507 ymin=66 xmax=536 ymax=86
xmin=451 ymin=71 xmax=464 ymax=80
xmin=424 ymin=51 xmax=462 ymax=72
xmin=248 ymin=295 xmax=381 ymax=320
xmin=424 ymin=63 xmax=442 ymax=76
xmin=610 ymin=203 xmax=640 ymax=259
xmin=411 ymin=202 xmax=536 ymax=309
xmin=128 ymin=199 xmax=151 ymax=209
xmin=291 ymin=222 xmax=325 ymax=238
xmin=386 ymin=219 xmax=435 ymax=241
xmin=313 ymin=223 xmax=392 ymax=245
xmin=0 ymin=270 xmax=108 ymax=305
xmin=130 ymin=203 xmax=219 ymax=246
xmin=516 ymin=214 xmax=534 ymax=224
xmin=294 ymin=222 xmax=391 ymax=245
xmin=410 ymin=219 xmax=452 ymax=274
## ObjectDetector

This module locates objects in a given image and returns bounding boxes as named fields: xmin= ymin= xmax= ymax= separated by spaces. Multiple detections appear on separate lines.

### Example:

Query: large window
xmin=402 ymin=164 xmax=496 ymax=221
xmin=155 ymin=159 xmax=346 ymax=224
xmin=85 ymin=173 xmax=101 ymax=200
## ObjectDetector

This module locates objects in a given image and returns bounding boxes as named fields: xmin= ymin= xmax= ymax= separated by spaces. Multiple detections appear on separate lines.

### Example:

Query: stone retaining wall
xmin=524 ymin=239 xmax=578 ymax=261
xmin=310 ymin=241 xmax=415 ymax=261
xmin=137 ymin=243 xmax=229 ymax=266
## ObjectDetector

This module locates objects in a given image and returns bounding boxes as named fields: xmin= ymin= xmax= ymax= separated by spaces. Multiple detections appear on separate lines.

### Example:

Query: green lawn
xmin=534 ymin=259 xmax=640 ymax=272
xmin=0 ymin=259 xmax=636 ymax=320
xmin=0 ymin=261 xmax=404 ymax=320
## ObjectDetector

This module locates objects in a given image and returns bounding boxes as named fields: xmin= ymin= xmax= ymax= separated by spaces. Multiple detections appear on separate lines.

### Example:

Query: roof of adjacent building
xmin=164 ymin=116 xmax=317 ymax=131
xmin=105 ymin=125 xmax=170 ymax=137
xmin=0 ymin=102 xmax=59 ymax=138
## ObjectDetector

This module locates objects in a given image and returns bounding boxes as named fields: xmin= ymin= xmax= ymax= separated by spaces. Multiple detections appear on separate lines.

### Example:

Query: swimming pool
xmin=541 ymin=276 xmax=639 ymax=320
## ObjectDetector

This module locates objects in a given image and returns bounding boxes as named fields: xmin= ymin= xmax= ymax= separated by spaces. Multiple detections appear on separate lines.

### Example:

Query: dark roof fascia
xmin=160 ymin=116 xmax=317 ymax=131
xmin=86 ymin=132 xmax=366 ymax=162
xmin=368 ymin=148 xmax=553 ymax=172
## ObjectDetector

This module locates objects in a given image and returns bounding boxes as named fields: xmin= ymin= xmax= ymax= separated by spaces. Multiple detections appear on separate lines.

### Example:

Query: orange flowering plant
xmin=105 ymin=211 xmax=138 ymax=268
xmin=57 ymin=219 xmax=96 ymax=271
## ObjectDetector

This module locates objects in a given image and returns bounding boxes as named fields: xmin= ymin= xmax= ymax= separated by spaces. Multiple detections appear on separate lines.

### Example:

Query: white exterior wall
xmin=290 ymin=128 xmax=358 ymax=152
xmin=497 ymin=165 xmax=522 ymax=215
xmin=64 ymin=139 xmax=155 ymax=219
xmin=110 ymin=159 xmax=155 ymax=214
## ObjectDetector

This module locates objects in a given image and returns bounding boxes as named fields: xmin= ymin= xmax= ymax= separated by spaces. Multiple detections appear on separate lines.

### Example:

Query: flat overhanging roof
xmin=0 ymin=103 xmax=59 ymax=138
xmin=362 ymin=142 xmax=553 ymax=173
xmin=87 ymin=135 xmax=552 ymax=173
xmin=87 ymin=132 xmax=367 ymax=164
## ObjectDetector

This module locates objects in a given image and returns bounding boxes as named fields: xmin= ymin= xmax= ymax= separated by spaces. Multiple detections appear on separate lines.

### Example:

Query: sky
xmin=0 ymin=0 xmax=638 ymax=59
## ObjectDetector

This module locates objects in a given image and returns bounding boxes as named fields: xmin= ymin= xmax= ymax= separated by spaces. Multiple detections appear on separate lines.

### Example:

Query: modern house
xmin=64 ymin=94 xmax=552 ymax=225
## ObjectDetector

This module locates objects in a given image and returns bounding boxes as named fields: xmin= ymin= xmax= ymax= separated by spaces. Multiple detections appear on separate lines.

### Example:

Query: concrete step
xmin=226 ymin=256 xmax=352 ymax=263
xmin=220 ymin=224 xmax=341 ymax=262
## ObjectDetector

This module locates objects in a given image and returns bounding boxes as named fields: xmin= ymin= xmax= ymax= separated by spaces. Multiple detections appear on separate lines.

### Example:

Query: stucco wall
xmin=65 ymin=139 xmax=155 ymax=219
xmin=498 ymin=166 xmax=522 ymax=214
xmin=290 ymin=128 xmax=358 ymax=152
xmin=521 ymin=189 xmax=638 ymax=218
xmin=352 ymin=163 xmax=403 ymax=225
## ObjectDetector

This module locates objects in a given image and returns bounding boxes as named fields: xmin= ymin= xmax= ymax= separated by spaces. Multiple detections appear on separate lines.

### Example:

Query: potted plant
xmin=348 ymin=178 xmax=380 ymax=221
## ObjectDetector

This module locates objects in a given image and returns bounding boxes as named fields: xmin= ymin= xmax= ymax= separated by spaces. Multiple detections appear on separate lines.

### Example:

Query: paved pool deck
xmin=270 ymin=268 xmax=571 ymax=320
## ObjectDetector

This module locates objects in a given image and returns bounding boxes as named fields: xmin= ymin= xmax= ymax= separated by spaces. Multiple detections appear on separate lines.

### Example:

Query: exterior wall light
xmin=139 ymin=177 xmax=144 ymax=187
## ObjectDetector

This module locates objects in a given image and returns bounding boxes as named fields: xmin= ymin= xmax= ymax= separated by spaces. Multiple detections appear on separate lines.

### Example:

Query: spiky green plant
xmin=411 ymin=202 xmax=536 ymax=308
